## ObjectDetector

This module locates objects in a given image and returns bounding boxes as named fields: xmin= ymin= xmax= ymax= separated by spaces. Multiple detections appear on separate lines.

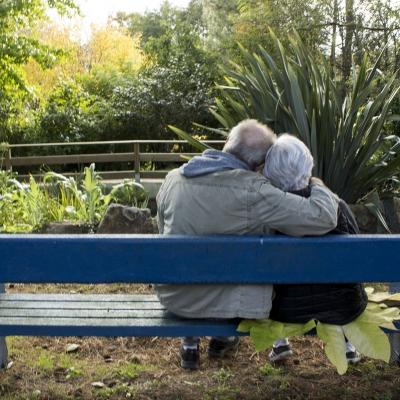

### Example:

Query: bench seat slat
xmin=0 ymin=294 xmax=158 ymax=302
xmin=0 ymin=309 xmax=168 ymax=318
xmin=0 ymin=294 xmax=165 ymax=315
xmin=0 ymin=317 xmax=242 ymax=337
xmin=0 ymin=319 xmax=397 ymax=337
xmin=0 ymin=301 xmax=164 ymax=311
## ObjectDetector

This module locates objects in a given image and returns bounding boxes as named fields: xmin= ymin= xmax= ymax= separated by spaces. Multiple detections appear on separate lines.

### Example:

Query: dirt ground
xmin=1 ymin=284 xmax=399 ymax=400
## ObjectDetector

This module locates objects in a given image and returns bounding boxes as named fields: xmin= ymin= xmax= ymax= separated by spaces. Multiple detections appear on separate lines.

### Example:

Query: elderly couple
xmin=156 ymin=119 xmax=367 ymax=370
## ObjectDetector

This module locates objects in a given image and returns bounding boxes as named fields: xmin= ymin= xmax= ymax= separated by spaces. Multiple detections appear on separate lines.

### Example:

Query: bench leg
xmin=389 ymin=283 xmax=400 ymax=294
xmin=0 ymin=337 xmax=7 ymax=369
xmin=388 ymin=332 xmax=400 ymax=365
xmin=0 ymin=284 xmax=8 ymax=369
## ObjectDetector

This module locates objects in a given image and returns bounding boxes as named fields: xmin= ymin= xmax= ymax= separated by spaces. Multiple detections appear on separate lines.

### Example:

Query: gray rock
xmin=151 ymin=217 xmax=159 ymax=233
xmin=41 ymin=223 xmax=91 ymax=234
xmin=97 ymin=204 xmax=157 ymax=234
xmin=350 ymin=204 xmax=382 ymax=234
xmin=350 ymin=196 xmax=400 ymax=234
xmin=382 ymin=197 xmax=400 ymax=233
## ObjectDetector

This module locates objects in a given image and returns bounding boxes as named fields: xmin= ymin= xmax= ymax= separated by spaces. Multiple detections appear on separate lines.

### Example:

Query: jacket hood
xmin=179 ymin=149 xmax=250 ymax=177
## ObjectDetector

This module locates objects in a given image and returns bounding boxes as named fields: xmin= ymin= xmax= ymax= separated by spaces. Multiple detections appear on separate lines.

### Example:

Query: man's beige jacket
xmin=156 ymin=168 xmax=339 ymax=319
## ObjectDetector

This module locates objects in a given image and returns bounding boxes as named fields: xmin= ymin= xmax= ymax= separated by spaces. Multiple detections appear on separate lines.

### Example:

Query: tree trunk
xmin=342 ymin=0 xmax=355 ymax=85
xmin=330 ymin=0 xmax=339 ymax=77
xmin=395 ymin=39 xmax=400 ymax=77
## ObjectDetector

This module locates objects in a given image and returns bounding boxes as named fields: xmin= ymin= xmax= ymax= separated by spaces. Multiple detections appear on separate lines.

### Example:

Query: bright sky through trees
xmin=50 ymin=0 xmax=191 ymax=41
xmin=76 ymin=0 xmax=191 ymax=22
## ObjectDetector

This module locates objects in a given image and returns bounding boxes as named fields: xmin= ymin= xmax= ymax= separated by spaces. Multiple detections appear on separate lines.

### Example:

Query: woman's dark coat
xmin=269 ymin=187 xmax=368 ymax=325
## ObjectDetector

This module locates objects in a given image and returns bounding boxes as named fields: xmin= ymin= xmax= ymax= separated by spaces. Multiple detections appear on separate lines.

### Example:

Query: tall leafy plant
xmin=0 ymin=177 xmax=57 ymax=232
xmin=0 ymin=165 xmax=150 ymax=233
xmin=44 ymin=164 xmax=110 ymax=226
xmin=172 ymin=32 xmax=400 ymax=203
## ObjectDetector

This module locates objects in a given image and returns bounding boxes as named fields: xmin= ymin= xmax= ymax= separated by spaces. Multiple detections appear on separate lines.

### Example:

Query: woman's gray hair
xmin=263 ymin=134 xmax=314 ymax=191
xmin=223 ymin=119 xmax=276 ymax=170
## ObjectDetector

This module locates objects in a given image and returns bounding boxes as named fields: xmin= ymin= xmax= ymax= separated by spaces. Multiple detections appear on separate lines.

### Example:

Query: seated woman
xmin=262 ymin=134 xmax=368 ymax=363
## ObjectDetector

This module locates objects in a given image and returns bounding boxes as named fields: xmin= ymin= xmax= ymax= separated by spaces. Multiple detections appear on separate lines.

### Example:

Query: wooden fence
xmin=0 ymin=140 xmax=225 ymax=183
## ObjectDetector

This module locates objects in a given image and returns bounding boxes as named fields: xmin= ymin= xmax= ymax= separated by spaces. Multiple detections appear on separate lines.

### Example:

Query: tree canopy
xmin=0 ymin=0 xmax=398 ymax=151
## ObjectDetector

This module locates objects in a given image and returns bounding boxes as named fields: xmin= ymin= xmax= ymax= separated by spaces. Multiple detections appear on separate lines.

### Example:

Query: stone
xmin=41 ymin=222 xmax=91 ymax=234
xmin=350 ymin=204 xmax=383 ymax=234
xmin=66 ymin=344 xmax=80 ymax=353
xmin=350 ymin=197 xmax=400 ymax=234
xmin=151 ymin=217 xmax=159 ymax=233
xmin=91 ymin=382 xmax=105 ymax=388
xmin=382 ymin=197 xmax=400 ymax=233
xmin=97 ymin=204 xmax=157 ymax=234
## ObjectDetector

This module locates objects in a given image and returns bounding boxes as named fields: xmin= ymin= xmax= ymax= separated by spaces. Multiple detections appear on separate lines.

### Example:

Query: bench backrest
xmin=1 ymin=234 xmax=399 ymax=285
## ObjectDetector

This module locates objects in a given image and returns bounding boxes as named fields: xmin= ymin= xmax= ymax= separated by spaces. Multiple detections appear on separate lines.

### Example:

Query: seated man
xmin=263 ymin=134 xmax=368 ymax=363
xmin=156 ymin=119 xmax=340 ymax=370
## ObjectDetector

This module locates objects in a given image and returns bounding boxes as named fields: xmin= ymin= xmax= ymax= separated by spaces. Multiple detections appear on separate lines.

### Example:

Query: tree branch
xmin=298 ymin=22 xmax=400 ymax=32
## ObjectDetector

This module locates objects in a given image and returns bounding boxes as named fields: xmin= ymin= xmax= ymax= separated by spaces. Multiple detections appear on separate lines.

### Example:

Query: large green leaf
xmin=250 ymin=322 xmax=282 ymax=352
xmin=238 ymin=319 xmax=316 ymax=352
xmin=280 ymin=319 xmax=317 ymax=338
xmin=316 ymin=323 xmax=348 ymax=375
xmin=356 ymin=308 xmax=400 ymax=325
xmin=237 ymin=319 xmax=257 ymax=333
xmin=167 ymin=125 xmax=211 ymax=152
xmin=343 ymin=317 xmax=391 ymax=363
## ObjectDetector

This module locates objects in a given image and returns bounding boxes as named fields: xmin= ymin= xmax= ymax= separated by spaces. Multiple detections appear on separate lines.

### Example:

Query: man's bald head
xmin=223 ymin=119 xmax=276 ymax=170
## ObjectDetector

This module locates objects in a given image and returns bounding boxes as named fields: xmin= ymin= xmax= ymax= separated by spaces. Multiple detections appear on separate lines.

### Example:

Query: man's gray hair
xmin=263 ymin=134 xmax=314 ymax=191
xmin=223 ymin=119 xmax=276 ymax=170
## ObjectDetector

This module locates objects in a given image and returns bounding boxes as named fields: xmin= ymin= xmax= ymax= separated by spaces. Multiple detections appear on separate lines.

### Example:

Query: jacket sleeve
xmin=252 ymin=180 xmax=339 ymax=237
xmin=156 ymin=180 xmax=166 ymax=234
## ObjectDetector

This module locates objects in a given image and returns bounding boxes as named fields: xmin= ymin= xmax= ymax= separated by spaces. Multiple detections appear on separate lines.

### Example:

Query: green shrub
xmin=0 ymin=164 xmax=149 ymax=233
xmin=109 ymin=180 xmax=149 ymax=208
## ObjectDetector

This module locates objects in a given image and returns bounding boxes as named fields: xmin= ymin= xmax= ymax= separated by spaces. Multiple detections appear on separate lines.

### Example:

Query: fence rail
xmin=0 ymin=140 xmax=224 ymax=183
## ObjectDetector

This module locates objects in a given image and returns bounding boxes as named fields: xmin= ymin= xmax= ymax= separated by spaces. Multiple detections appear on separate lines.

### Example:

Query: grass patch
xmin=37 ymin=351 xmax=54 ymax=372
xmin=96 ymin=384 xmax=134 ymax=400
xmin=65 ymin=366 xmax=84 ymax=379
xmin=115 ymin=362 xmax=154 ymax=380
xmin=259 ymin=362 xmax=282 ymax=376
xmin=212 ymin=367 xmax=234 ymax=387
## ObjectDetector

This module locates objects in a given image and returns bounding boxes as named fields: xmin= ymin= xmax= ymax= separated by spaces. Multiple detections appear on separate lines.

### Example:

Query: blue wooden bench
xmin=0 ymin=234 xmax=400 ymax=368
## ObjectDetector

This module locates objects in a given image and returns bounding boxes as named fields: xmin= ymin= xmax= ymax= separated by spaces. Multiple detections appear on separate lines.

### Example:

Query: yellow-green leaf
xmin=238 ymin=319 xmax=316 ymax=352
xmin=385 ymin=293 xmax=400 ymax=307
xmin=357 ymin=308 xmax=400 ymax=325
xmin=365 ymin=287 xmax=375 ymax=295
xmin=237 ymin=319 xmax=256 ymax=333
xmin=343 ymin=319 xmax=390 ymax=363
xmin=316 ymin=322 xmax=348 ymax=375
xmin=368 ymin=292 xmax=391 ymax=303
xmin=250 ymin=324 xmax=278 ymax=352
xmin=279 ymin=319 xmax=316 ymax=338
